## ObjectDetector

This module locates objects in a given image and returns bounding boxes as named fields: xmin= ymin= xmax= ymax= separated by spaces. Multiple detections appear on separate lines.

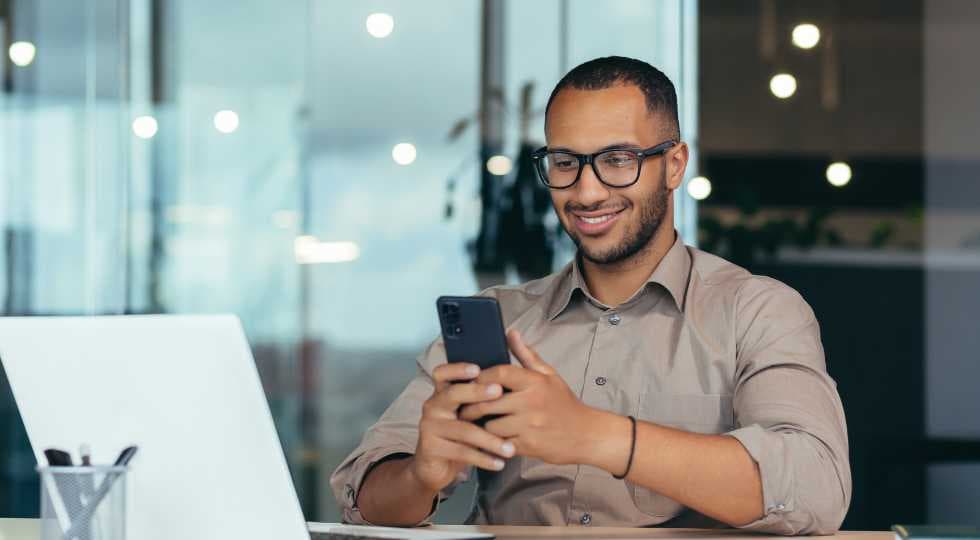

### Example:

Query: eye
xmin=550 ymin=154 xmax=578 ymax=170
xmin=600 ymin=151 xmax=636 ymax=167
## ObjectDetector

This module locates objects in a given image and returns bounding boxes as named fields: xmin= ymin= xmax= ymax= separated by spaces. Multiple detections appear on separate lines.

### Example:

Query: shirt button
xmin=579 ymin=513 xmax=592 ymax=525
xmin=595 ymin=376 xmax=607 ymax=386
xmin=608 ymin=314 xmax=621 ymax=325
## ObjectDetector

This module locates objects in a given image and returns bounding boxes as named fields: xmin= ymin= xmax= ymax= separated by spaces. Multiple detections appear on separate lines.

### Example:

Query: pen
xmin=64 ymin=445 xmax=139 ymax=539
xmin=44 ymin=448 xmax=73 ymax=467
xmin=113 ymin=446 xmax=138 ymax=466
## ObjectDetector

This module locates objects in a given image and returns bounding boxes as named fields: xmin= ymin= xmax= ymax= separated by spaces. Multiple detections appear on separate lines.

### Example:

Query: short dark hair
xmin=545 ymin=56 xmax=680 ymax=140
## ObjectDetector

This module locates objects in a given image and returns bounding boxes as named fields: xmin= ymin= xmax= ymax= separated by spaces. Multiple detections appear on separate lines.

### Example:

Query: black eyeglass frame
xmin=530 ymin=140 xmax=678 ymax=189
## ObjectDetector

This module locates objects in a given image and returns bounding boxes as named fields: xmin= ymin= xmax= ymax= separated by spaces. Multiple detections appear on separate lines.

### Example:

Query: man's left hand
xmin=458 ymin=330 xmax=601 ymax=465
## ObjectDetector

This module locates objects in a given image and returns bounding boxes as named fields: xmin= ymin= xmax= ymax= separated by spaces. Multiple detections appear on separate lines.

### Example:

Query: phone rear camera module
xmin=452 ymin=324 xmax=464 ymax=335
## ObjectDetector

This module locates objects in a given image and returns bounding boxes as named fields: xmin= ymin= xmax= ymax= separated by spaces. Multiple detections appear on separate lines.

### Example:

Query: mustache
xmin=563 ymin=201 xmax=629 ymax=213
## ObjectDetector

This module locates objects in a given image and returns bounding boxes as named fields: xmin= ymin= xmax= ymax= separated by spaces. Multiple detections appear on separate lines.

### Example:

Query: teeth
xmin=580 ymin=214 xmax=615 ymax=224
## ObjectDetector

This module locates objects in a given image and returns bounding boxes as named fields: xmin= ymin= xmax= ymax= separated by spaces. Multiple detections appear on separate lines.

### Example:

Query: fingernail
xmin=501 ymin=442 xmax=515 ymax=456
xmin=465 ymin=365 xmax=480 ymax=377
xmin=493 ymin=459 xmax=505 ymax=470
xmin=486 ymin=384 xmax=501 ymax=396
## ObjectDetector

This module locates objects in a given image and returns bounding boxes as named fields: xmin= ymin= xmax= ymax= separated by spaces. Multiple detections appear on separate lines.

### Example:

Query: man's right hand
xmin=356 ymin=362 xmax=514 ymax=526
xmin=409 ymin=362 xmax=515 ymax=493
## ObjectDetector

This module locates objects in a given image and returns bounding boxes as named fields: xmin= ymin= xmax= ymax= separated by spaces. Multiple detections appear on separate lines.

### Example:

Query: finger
xmin=426 ymin=438 xmax=506 ymax=472
xmin=432 ymin=362 xmax=480 ymax=392
xmin=483 ymin=413 xmax=525 ymax=439
xmin=428 ymin=380 xmax=503 ymax=412
xmin=507 ymin=330 xmax=555 ymax=375
xmin=475 ymin=364 xmax=539 ymax=391
xmin=430 ymin=418 xmax=516 ymax=459
xmin=458 ymin=392 xmax=523 ymax=421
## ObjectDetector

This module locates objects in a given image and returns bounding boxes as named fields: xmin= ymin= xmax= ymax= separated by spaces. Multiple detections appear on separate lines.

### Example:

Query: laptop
xmin=0 ymin=315 xmax=491 ymax=540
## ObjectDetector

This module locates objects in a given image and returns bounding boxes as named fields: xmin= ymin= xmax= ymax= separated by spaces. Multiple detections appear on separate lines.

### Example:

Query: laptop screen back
xmin=0 ymin=315 xmax=309 ymax=540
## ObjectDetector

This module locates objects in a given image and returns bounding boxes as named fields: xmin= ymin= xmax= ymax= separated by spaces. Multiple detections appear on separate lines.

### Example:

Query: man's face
xmin=545 ymin=84 xmax=678 ymax=266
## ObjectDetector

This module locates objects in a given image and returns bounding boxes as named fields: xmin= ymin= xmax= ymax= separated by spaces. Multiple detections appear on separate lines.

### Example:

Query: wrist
xmin=403 ymin=457 xmax=443 ymax=498
xmin=580 ymin=408 xmax=633 ymax=474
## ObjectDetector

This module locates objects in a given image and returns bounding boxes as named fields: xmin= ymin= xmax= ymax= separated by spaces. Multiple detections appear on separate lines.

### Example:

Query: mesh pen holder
xmin=38 ymin=465 xmax=128 ymax=540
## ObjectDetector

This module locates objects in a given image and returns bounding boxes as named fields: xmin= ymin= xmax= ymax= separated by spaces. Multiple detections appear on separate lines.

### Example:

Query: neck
xmin=579 ymin=224 xmax=676 ymax=307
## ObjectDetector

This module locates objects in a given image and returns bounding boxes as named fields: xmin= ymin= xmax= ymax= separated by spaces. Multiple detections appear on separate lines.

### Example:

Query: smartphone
xmin=436 ymin=296 xmax=510 ymax=370
xmin=436 ymin=296 xmax=511 ymax=427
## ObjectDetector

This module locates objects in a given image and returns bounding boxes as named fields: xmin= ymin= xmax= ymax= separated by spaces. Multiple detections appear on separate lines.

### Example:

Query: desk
xmin=429 ymin=525 xmax=893 ymax=539
xmin=0 ymin=519 xmax=892 ymax=540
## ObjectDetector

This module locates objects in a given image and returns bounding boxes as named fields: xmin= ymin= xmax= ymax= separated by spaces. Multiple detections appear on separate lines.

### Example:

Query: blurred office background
xmin=0 ymin=0 xmax=977 ymax=529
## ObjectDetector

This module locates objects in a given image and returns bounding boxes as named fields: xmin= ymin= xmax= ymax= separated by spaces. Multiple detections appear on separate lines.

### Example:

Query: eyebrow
xmin=549 ymin=141 xmax=642 ymax=153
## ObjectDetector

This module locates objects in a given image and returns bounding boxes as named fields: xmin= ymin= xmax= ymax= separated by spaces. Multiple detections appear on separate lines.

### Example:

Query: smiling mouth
xmin=572 ymin=207 xmax=626 ymax=221
xmin=570 ymin=207 xmax=626 ymax=235
xmin=579 ymin=213 xmax=619 ymax=224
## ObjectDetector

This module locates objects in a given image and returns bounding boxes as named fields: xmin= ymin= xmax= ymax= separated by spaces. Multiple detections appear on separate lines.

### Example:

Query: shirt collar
xmin=544 ymin=260 xmax=579 ymax=321
xmin=545 ymin=231 xmax=692 ymax=321
xmin=647 ymin=232 xmax=692 ymax=312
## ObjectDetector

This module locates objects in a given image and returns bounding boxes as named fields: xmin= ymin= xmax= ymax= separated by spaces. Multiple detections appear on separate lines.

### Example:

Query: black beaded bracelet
xmin=613 ymin=415 xmax=637 ymax=480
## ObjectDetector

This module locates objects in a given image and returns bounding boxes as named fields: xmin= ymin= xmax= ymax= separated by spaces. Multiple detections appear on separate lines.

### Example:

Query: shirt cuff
xmin=725 ymin=424 xmax=797 ymax=535
xmin=339 ymin=446 xmax=441 ymax=526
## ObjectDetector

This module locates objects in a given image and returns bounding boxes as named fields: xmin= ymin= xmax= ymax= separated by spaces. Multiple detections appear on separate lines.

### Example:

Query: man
xmin=330 ymin=56 xmax=851 ymax=535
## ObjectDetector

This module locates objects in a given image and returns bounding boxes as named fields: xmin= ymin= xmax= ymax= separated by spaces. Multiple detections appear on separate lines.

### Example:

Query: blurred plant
xmin=869 ymin=221 xmax=895 ymax=248
xmin=699 ymin=206 xmax=843 ymax=267
xmin=443 ymin=81 xmax=556 ymax=284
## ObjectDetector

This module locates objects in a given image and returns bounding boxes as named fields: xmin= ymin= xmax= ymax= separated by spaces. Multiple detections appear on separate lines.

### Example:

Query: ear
xmin=665 ymin=142 xmax=689 ymax=191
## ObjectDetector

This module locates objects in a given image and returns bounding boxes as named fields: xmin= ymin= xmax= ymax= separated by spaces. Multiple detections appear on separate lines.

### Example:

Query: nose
xmin=572 ymin=162 xmax=611 ymax=208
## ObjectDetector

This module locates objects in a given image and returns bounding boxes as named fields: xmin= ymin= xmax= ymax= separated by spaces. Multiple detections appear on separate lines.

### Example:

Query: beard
xmin=562 ymin=177 xmax=670 ymax=266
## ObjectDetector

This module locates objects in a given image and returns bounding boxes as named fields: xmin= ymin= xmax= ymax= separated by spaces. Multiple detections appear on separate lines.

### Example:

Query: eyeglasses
xmin=530 ymin=140 xmax=677 ymax=189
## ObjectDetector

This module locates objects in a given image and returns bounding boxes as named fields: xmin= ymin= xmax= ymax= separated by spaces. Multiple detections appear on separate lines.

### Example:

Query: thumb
xmin=507 ymin=330 xmax=554 ymax=375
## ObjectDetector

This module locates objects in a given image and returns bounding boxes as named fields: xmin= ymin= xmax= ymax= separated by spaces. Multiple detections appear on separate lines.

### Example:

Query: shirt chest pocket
xmin=629 ymin=392 xmax=735 ymax=517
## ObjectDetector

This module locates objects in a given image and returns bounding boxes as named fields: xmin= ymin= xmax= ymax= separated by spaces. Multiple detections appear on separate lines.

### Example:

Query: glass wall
xmin=922 ymin=0 xmax=980 ymax=527
xmin=698 ymin=0 xmax=980 ymax=528
xmin=0 ymin=0 xmax=698 ymax=522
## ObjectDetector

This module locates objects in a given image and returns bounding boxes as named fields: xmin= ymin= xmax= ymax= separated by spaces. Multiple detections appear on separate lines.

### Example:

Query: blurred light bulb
xmin=792 ymin=23 xmax=821 ymax=49
xmin=687 ymin=176 xmax=712 ymax=201
xmin=366 ymin=13 xmax=394 ymax=38
xmin=9 ymin=41 xmax=36 ymax=67
xmin=826 ymin=162 xmax=852 ymax=187
xmin=486 ymin=155 xmax=513 ymax=176
xmin=392 ymin=142 xmax=417 ymax=165
xmin=770 ymin=73 xmax=797 ymax=99
xmin=294 ymin=237 xmax=360 ymax=264
xmin=132 ymin=116 xmax=159 ymax=139
xmin=213 ymin=110 xmax=239 ymax=134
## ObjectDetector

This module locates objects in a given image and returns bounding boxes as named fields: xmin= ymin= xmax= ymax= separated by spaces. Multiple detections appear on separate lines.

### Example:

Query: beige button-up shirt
xmin=330 ymin=234 xmax=851 ymax=535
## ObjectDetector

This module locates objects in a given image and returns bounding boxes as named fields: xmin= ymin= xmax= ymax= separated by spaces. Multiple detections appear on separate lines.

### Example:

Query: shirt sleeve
xmin=328 ymin=338 xmax=471 ymax=525
xmin=724 ymin=278 xmax=852 ymax=536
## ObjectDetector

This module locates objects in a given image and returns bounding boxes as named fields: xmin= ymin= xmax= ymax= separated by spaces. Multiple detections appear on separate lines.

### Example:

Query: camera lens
xmin=453 ymin=325 xmax=463 ymax=335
